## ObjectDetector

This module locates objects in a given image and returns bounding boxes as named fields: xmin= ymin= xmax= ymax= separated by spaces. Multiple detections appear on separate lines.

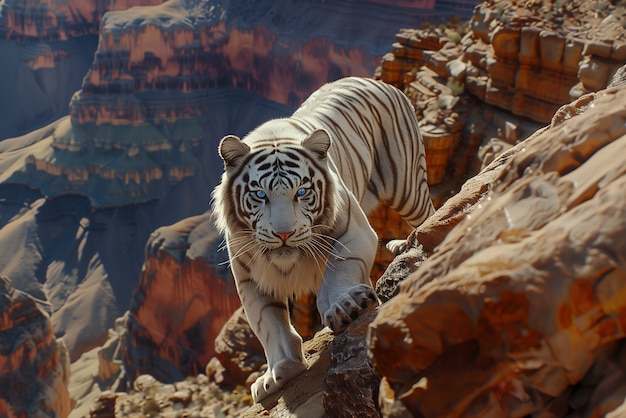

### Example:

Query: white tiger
xmin=212 ymin=76 xmax=434 ymax=402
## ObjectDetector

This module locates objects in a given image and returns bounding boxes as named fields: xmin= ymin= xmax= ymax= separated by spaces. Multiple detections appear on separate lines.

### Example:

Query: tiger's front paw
xmin=251 ymin=358 xmax=308 ymax=403
xmin=323 ymin=284 xmax=379 ymax=333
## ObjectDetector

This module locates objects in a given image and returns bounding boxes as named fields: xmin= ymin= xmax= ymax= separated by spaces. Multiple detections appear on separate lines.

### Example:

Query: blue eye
xmin=255 ymin=190 xmax=266 ymax=199
xmin=296 ymin=188 xmax=307 ymax=197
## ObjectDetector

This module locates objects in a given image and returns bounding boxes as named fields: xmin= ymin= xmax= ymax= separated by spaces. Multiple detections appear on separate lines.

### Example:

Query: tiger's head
xmin=212 ymin=128 xmax=342 ymax=271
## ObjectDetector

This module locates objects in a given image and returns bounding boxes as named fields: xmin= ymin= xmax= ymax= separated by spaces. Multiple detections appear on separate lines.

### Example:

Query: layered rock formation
xmin=2 ymin=0 xmax=473 ymax=207
xmin=381 ymin=0 xmax=626 ymax=124
xmin=0 ymin=276 xmax=71 ymax=417
xmin=468 ymin=0 xmax=626 ymax=121
xmin=0 ymin=0 xmax=163 ymax=141
xmin=377 ymin=0 xmax=626 ymax=202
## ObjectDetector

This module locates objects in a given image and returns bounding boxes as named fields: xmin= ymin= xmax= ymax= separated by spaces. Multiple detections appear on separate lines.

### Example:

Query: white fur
xmin=212 ymin=77 xmax=433 ymax=402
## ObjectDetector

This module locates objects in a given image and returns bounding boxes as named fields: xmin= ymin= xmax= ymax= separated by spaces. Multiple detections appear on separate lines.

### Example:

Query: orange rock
xmin=369 ymin=85 xmax=626 ymax=417
xmin=123 ymin=213 xmax=241 ymax=383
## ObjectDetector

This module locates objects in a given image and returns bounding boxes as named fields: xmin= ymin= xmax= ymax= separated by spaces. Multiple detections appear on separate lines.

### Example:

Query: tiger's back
xmin=249 ymin=76 xmax=433 ymax=227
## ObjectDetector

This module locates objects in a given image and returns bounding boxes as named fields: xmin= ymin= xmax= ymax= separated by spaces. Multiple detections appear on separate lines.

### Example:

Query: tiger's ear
xmin=302 ymin=129 xmax=331 ymax=159
xmin=219 ymin=135 xmax=250 ymax=168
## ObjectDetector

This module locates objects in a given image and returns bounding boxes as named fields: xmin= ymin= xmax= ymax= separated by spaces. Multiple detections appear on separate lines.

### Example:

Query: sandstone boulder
xmin=369 ymin=84 xmax=626 ymax=417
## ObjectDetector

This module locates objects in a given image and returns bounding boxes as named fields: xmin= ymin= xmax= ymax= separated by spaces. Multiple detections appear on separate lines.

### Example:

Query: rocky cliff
xmin=0 ymin=276 xmax=71 ymax=417
xmin=369 ymin=80 xmax=626 ymax=418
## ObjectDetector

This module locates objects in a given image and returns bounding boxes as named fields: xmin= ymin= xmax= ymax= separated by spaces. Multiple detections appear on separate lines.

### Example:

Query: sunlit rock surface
xmin=369 ymin=84 xmax=626 ymax=417
xmin=0 ymin=276 xmax=71 ymax=417
xmin=469 ymin=0 xmax=626 ymax=122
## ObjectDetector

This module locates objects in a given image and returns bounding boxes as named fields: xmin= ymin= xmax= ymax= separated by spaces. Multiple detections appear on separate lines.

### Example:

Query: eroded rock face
xmin=0 ymin=0 xmax=163 ymax=41
xmin=469 ymin=0 xmax=625 ymax=122
xmin=123 ymin=213 xmax=241 ymax=383
xmin=369 ymin=85 xmax=626 ymax=417
xmin=0 ymin=276 xmax=71 ymax=417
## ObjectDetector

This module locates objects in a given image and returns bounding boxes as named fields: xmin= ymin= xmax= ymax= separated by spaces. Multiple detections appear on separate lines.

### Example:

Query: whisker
xmin=246 ymin=245 xmax=267 ymax=269
xmin=302 ymin=243 xmax=326 ymax=276
xmin=311 ymin=231 xmax=351 ymax=254
xmin=229 ymin=239 xmax=259 ymax=262
xmin=306 ymin=238 xmax=342 ymax=271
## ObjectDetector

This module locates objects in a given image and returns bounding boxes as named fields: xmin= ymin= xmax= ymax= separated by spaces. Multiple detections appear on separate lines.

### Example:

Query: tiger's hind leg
xmin=386 ymin=239 xmax=409 ymax=255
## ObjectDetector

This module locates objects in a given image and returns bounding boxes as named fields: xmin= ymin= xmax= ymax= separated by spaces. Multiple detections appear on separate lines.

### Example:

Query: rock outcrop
xmin=377 ymin=0 xmax=626 ymax=205
xmin=0 ymin=276 xmax=71 ymax=417
xmin=369 ymin=84 xmax=626 ymax=417
xmin=123 ymin=213 xmax=241 ymax=383
xmin=468 ymin=0 xmax=626 ymax=121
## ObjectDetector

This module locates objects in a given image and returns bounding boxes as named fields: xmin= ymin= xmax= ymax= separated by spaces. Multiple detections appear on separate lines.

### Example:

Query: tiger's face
xmin=216 ymin=129 xmax=338 ymax=270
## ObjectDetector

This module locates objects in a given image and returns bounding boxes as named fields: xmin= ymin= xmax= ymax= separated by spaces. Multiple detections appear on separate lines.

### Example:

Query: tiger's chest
xmin=242 ymin=247 xmax=326 ymax=300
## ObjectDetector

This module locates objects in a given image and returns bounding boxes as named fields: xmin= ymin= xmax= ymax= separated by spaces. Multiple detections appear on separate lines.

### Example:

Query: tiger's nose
xmin=273 ymin=230 xmax=295 ymax=243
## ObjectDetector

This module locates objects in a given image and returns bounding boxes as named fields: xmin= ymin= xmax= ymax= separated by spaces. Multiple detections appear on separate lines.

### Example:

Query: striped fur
xmin=212 ymin=77 xmax=434 ymax=401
